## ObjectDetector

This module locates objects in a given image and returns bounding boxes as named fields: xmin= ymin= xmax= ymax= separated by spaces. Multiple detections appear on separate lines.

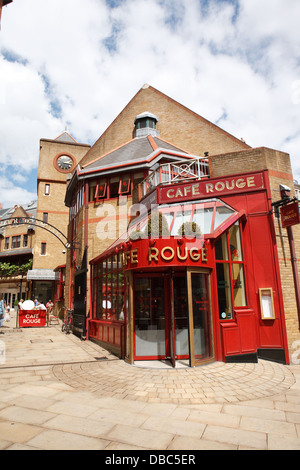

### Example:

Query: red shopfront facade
xmin=88 ymin=170 xmax=289 ymax=366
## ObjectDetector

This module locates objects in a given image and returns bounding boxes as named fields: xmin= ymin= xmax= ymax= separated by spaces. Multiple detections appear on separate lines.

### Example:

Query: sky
xmin=1 ymin=0 xmax=300 ymax=208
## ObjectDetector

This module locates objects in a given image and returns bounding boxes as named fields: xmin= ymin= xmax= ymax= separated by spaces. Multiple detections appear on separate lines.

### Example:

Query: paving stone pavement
xmin=0 ymin=311 xmax=300 ymax=450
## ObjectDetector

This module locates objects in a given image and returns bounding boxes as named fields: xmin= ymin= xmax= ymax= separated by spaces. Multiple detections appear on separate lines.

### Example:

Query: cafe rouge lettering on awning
xmin=120 ymin=239 xmax=212 ymax=270
xmin=158 ymin=172 xmax=265 ymax=204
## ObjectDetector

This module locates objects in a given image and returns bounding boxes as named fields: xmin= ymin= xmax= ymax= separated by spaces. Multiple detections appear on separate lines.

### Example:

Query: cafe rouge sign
xmin=158 ymin=172 xmax=265 ymax=204
xmin=121 ymin=239 xmax=212 ymax=270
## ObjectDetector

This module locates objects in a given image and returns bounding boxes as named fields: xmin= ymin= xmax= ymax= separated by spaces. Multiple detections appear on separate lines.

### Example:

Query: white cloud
xmin=1 ymin=0 xmax=300 ymax=207
xmin=0 ymin=175 xmax=36 ymax=208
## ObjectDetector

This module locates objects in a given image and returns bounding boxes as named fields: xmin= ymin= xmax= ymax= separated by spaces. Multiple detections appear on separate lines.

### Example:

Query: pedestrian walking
xmin=0 ymin=295 xmax=5 ymax=332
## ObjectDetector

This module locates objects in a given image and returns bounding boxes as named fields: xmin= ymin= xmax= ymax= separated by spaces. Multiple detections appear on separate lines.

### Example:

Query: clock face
xmin=56 ymin=155 xmax=74 ymax=171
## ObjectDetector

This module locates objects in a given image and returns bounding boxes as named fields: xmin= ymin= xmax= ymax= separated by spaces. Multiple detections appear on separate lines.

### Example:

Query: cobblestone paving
xmin=52 ymin=358 xmax=295 ymax=405
xmin=1 ymin=319 xmax=300 ymax=450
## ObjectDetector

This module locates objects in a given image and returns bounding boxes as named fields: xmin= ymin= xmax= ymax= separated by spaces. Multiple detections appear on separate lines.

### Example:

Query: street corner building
xmin=8 ymin=84 xmax=299 ymax=367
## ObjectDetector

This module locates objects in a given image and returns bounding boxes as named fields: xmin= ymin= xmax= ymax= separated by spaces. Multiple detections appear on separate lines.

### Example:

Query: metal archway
xmin=0 ymin=216 xmax=73 ymax=249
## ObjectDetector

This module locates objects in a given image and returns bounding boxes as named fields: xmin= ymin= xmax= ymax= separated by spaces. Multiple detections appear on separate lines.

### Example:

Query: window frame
xmin=91 ymin=174 xmax=133 ymax=202
xmin=215 ymin=222 xmax=247 ymax=321
xmin=11 ymin=235 xmax=21 ymax=249
xmin=92 ymin=253 xmax=125 ymax=322
xmin=23 ymin=234 xmax=28 ymax=248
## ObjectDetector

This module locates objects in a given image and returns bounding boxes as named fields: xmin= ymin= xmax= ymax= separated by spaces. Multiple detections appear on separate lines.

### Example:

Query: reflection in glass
xmin=171 ymin=211 xmax=192 ymax=236
xmin=191 ymin=273 xmax=212 ymax=360
xmin=216 ymin=263 xmax=232 ymax=319
xmin=232 ymin=264 xmax=246 ymax=306
xmin=135 ymin=277 xmax=166 ymax=357
xmin=173 ymin=276 xmax=189 ymax=356
xmin=193 ymin=208 xmax=214 ymax=234
xmin=229 ymin=223 xmax=243 ymax=261
xmin=215 ymin=233 xmax=229 ymax=260
xmin=214 ymin=206 xmax=234 ymax=230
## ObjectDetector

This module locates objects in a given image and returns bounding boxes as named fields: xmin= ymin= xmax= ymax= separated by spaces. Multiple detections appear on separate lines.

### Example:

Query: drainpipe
xmin=287 ymin=225 xmax=300 ymax=331
xmin=280 ymin=185 xmax=300 ymax=331
xmin=84 ymin=182 xmax=89 ymax=340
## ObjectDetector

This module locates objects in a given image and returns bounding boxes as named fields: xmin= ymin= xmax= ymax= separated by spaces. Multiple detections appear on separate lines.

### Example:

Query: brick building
xmin=26 ymin=131 xmax=90 ymax=312
xmin=0 ymin=132 xmax=90 ymax=313
xmin=0 ymin=201 xmax=36 ymax=308
xmin=63 ymin=84 xmax=300 ymax=365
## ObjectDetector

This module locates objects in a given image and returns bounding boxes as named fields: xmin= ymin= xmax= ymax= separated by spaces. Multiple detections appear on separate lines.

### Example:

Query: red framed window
xmin=119 ymin=175 xmax=131 ymax=195
xmin=92 ymin=253 xmax=125 ymax=322
xmin=215 ymin=222 xmax=247 ymax=320
xmin=91 ymin=174 xmax=133 ymax=202
xmin=95 ymin=180 xmax=107 ymax=200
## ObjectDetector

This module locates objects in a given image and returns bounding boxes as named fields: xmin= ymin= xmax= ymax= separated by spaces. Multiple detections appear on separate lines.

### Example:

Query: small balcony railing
xmin=139 ymin=158 xmax=209 ymax=200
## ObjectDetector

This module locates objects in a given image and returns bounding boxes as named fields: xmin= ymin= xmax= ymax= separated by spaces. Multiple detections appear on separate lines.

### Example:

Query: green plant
xmin=178 ymin=221 xmax=202 ymax=238
xmin=0 ymin=259 xmax=33 ymax=277
xmin=146 ymin=211 xmax=170 ymax=238
xmin=129 ymin=230 xmax=144 ymax=240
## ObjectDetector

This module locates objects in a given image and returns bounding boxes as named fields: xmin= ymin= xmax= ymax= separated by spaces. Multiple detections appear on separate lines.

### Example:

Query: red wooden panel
xmin=221 ymin=324 xmax=241 ymax=356
xmin=259 ymin=319 xmax=283 ymax=349
xmin=109 ymin=326 xmax=114 ymax=344
xmin=238 ymin=313 xmax=257 ymax=353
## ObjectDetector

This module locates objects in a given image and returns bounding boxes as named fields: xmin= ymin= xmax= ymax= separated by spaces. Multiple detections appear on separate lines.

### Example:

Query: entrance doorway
xmin=133 ymin=269 xmax=214 ymax=366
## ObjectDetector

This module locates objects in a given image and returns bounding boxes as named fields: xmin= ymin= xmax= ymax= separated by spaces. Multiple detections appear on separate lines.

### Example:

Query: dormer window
xmin=134 ymin=112 xmax=160 ymax=138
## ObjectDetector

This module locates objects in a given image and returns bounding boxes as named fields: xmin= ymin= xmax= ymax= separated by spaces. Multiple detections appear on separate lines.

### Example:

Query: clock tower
xmin=28 ymin=131 xmax=90 ymax=303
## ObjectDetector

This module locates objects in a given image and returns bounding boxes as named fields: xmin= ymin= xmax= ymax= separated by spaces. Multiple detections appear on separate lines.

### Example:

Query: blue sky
xmin=1 ymin=0 xmax=300 ymax=207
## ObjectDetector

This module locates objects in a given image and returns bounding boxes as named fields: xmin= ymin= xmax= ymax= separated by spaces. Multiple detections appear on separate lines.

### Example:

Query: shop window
xmin=127 ymin=199 xmax=237 ymax=240
xmin=215 ymin=222 xmax=246 ymax=320
xmin=216 ymin=264 xmax=232 ymax=319
xmin=93 ymin=254 xmax=125 ymax=321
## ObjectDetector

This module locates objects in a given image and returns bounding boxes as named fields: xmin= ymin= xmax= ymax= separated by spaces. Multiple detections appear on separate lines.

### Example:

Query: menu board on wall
xmin=259 ymin=288 xmax=275 ymax=320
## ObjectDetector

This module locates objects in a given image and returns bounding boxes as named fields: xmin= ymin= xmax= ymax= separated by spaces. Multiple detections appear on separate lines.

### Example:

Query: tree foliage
xmin=0 ymin=259 xmax=33 ymax=277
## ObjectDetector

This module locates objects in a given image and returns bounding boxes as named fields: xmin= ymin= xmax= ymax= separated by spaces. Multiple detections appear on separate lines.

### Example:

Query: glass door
xmin=134 ymin=275 xmax=166 ymax=359
xmin=169 ymin=272 xmax=189 ymax=366
xmin=187 ymin=268 xmax=214 ymax=367
xmin=173 ymin=274 xmax=189 ymax=359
